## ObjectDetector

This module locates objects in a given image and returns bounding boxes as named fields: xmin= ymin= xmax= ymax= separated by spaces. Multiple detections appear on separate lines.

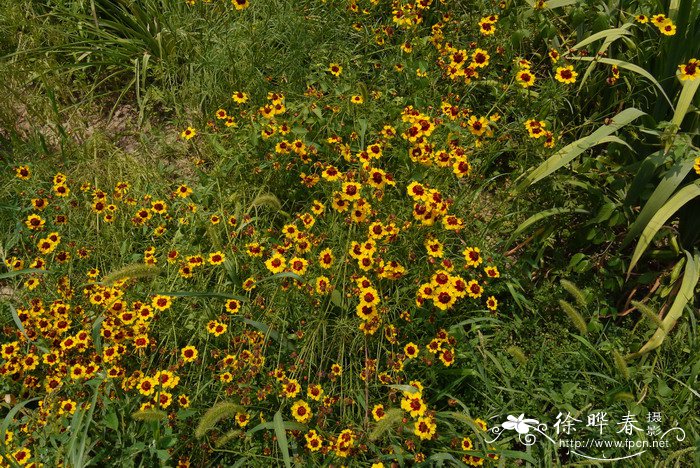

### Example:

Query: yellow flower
xmin=678 ymin=59 xmax=699 ymax=80
xmin=181 ymin=345 xmax=198 ymax=362
xmin=328 ymin=63 xmax=343 ymax=76
xmin=181 ymin=127 xmax=196 ymax=140
xmin=516 ymin=69 xmax=536 ymax=88
xmin=151 ymin=294 xmax=173 ymax=311
xmin=15 ymin=165 xmax=31 ymax=180
xmin=208 ymin=251 xmax=226 ymax=265
xmin=265 ymin=253 xmax=286 ymax=274
xmin=555 ymin=65 xmax=578 ymax=84
xmin=350 ymin=95 xmax=364 ymax=104
xmin=658 ymin=20 xmax=676 ymax=36
xmin=232 ymin=0 xmax=249 ymax=10
xmin=290 ymin=399 xmax=313 ymax=423
xmin=414 ymin=416 xmax=437 ymax=440
xmin=232 ymin=91 xmax=248 ymax=103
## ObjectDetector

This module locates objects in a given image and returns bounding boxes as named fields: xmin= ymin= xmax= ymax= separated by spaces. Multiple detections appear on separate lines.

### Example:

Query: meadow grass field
xmin=0 ymin=0 xmax=699 ymax=466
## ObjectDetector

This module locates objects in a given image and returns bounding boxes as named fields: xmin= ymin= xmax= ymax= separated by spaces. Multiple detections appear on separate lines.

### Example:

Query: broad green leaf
xmin=569 ymin=57 xmax=674 ymax=109
xmin=544 ymin=0 xmax=578 ymax=7
xmin=628 ymin=181 xmax=700 ymax=275
xmin=256 ymin=271 xmax=305 ymax=284
xmin=507 ymin=207 xmax=589 ymax=245
xmin=623 ymin=157 xmax=696 ymax=246
xmin=671 ymin=76 xmax=700 ymax=129
xmin=273 ymin=410 xmax=292 ymax=468
xmin=575 ymin=25 xmax=634 ymax=89
xmin=517 ymin=107 xmax=645 ymax=189
xmin=630 ymin=251 xmax=699 ymax=357
xmin=571 ymin=25 xmax=633 ymax=51
xmin=623 ymin=150 xmax=667 ymax=207
xmin=386 ymin=384 xmax=419 ymax=394
xmin=0 ymin=268 xmax=51 ymax=280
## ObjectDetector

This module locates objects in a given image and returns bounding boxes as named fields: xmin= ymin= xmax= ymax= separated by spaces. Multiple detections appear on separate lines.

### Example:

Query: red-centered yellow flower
xmin=289 ymin=256 xmax=309 ymax=275
xmin=15 ymin=165 xmax=31 ymax=180
xmin=224 ymin=299 xmax=241 ymax=314
xmin=265 ymin=253 xmax=286 ymax=274
xmin=25 ymin=214 xmax=45 ymax=230
xmin=305 ymin=430 xmax=323 ymax=451
xmin=245 ymin=242 xmax=264 ymax=257
xmin=635 ymin=14 xmax=649 ymax=23
xmin=232 ymin=0 xmax=249 ymax=10
xmin=232 ymin=91 xmax=248 ymax=103
xmin=175 ymin=184 xmax=193 ymax=198
xmin=471 ymin=48 xmax=490 ymax=68
xmin=467 ymin=115 xmax=489 ymax=136
xmin=486 ymin=295 xmax=499 ymax=310
xmin=307 ymin=384 xmax=324 ymax=401
xmin=404 ymin=342 xmax=420 ymax=359
xmin=462 ymin=436 xmax=474 ymax=451
xmin=679 ymin=59 xmax=700 ymax=80
xmin=178 ymin=394 xmax=191 ymax=408
xmin=291 ymin=399 xmax=313 ymax=423
xmin=138 ymin=376 xmax=158 ymax=396
xmin=439 ymin=348 xmax=455 ymax=366
xmin=424 ymin=237 xmax=444 ymax=258
xmin=281 ymin=378 xmax=301 ymax=398
xmin=651 ymin=14 xmax=667 ymax=27
xmin=341 ymin=182 xmax=362 ymax=201
xmin=479 ymin=19 xmax=496 ymax=35
xmin=372 ymin=404 xmax=386 ymax=421
xmin=433 ymin=286 xmax=457 ymax=310
xmin=328 ymin=63 xmax=343 ymax=76
xmin=330 ymin=363 xmax=343 ymax=376
xmin=208 ymin=251 xmax=226 ymax=265
xmin=466 ymin=280 xmax=484 ymax=299
xmin=235 ymin=412 xmax=250 ymax=428
xmin=516 ymin=69 xmax=536 ymax=88
xmin=181 ymin=127 xmax=196 ymax=140
xmin=151 ymin=294 xmax=172 ymax=311
xmin=401 ymin=392 xmax=426 ymax=418
xmin=414 ymin=416 xmax=437 ymax=440
xmin=548 ymin=49 xmax=560 ymax=63
xmin=11 ymin=447 xmax=32 ymax=466
xmin=555 ymin=65 xmax=578 ymax=84
xmin=463 ymin=247 xmax=483 ymax=267
xmin=207 ymin=320 xmax=227 ymax=337
xmin=359 ymin=286 xmax=380 ymax=306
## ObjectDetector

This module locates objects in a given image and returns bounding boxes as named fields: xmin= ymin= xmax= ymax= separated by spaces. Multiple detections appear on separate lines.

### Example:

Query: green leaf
xmin=507 ymin=207 xmax=589 ymax=245
xmin=628 ymin=181 xmax=700 ymax=275
xmin=671 ymin=76 xmax=700 ymax=129
xmin=571 ymin=25 xmax=633 ymax=51
xmin=0 ymin=268 xmax=51 ymax=280
xmin=273 ymin=410 xmax=292 ymax=468
xmin=517 ymin=107 xmax=645 ymax=189
xmin=569 ymin=57 xmax=674 ymax=109
xmin=623 ymin=157 xmax=696 ymax=246
xmin=630 ymin=251 xmax=700 ymax=357
xmin=256 ymin=271 xmax=305 ymax=284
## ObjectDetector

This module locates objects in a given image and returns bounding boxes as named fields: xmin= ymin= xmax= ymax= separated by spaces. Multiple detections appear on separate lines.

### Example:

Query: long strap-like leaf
xmin=516 ymin=107 xmax=645 ymax=190
xmin=628 ymin=251 xmax=699 ymax=358
xmin=627 ymin=181 xmax=700 ymax=276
